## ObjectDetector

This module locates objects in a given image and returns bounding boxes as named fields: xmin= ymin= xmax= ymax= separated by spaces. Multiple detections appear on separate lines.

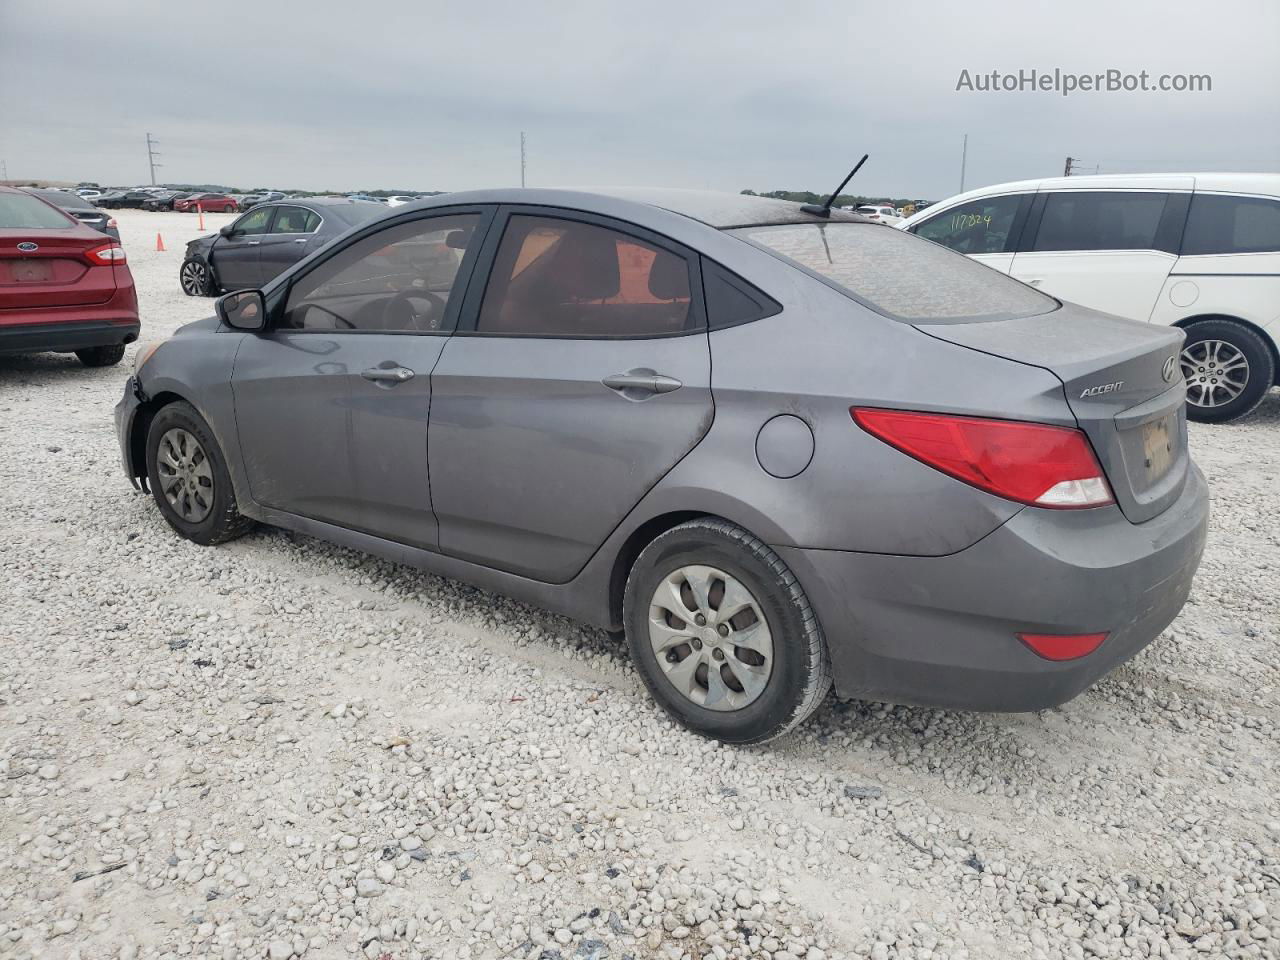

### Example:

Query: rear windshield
xmin=733 ymin=222 xmax=1057 ymax=323
xmin=0 ymin=192 xmax=76 ymax=229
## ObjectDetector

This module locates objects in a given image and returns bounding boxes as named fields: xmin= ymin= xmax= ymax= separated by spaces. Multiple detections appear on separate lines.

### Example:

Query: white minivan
xmin=898 ymin=174 xmax=1280 ymax=422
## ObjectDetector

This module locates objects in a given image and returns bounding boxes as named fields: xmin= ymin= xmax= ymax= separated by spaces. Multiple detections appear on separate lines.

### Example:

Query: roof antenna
xmin=800 ymin=154 xmax=869 ymax=217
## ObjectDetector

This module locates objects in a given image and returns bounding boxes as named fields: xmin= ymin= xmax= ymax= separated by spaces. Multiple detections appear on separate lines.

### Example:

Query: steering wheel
xmin=380 ymin=288 xmax=446 ymax=332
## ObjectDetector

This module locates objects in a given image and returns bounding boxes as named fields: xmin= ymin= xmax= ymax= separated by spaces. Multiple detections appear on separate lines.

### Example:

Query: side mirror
xmin=219 ymin=224 xmax=235 ymax=237
xmin=217 ymin=290 xmax=266 ymax=331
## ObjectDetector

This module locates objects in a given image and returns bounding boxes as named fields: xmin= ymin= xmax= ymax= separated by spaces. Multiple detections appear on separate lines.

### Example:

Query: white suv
xmin=898 ymin=174 xmax=1280 ymax=422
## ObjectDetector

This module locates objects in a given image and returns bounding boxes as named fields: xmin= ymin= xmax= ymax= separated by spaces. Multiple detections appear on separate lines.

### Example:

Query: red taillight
xmin=1018 ymin=632 xmax=1107 ymax=661
xmin=85 ymin=243 xmax=126 ymax=265
xmin=851 ymin=408 xmax=1113 ymax=509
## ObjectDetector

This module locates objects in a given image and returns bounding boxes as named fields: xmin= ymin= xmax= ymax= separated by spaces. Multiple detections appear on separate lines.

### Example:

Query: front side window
xmin=282 ymin=213 xmax=479 ymax=333
xmin=914 ymin=194 xmax=1023 ymax=255
xmin=1032 ymin=191 xmax=1167 ymax=252
xmin=475 ymin=215 xmax=694 ymax=337
xmin=736 ymin=222 xmax=1056 ymax=324
xmin=232 ymin=207 xmax=273 ymax=236
xmin=270 ymin=206 xmax=321 ymax=234
xmin=1181 ymin=194 xmax=1280 ymax=255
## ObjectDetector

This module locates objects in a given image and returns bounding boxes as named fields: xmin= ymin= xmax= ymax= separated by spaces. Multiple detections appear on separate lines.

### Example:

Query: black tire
xmin=1182 ymin=319 xmax=1275 ymax=423
xmin=179 ymin=258 xmax=215 ymax=297
xmin=145 ymin=401 xmax=253 ymax=546
xmin=75 ymin=344 xmax=125 ymax=367
xmin=623 ymin=518 xmax=832 ymax=744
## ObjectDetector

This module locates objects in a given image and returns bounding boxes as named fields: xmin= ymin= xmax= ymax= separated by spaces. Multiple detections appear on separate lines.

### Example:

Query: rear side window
xmin=913 ymin=194 xmax=1023 ymax=254
xmin=701 ymin=259 xmax=781 ymax=328
xmin=1181 ymin=194 xmax=1280 ymax=255
xmin=735 ymin=222 xmax=1055 ymax=324
xmin=476 ymin=215 xmax=695 ymax=337
xmin=271 ymin=206 xmax=321 ymax=233
xmin=1031 ymin=191 xmax=1167 ymax=251
xmin=0 ymin=192 xmax=75 ymax=229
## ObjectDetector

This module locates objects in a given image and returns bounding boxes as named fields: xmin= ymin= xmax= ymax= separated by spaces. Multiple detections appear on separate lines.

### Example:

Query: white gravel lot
xmin=1 ymin=208 xmax=1278 ymax=960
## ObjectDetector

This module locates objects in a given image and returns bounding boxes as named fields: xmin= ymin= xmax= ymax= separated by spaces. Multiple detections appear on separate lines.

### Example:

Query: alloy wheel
xmin=1181 ymin=339 xmax=1249 ymax=409
xmin=180 ymin=261 xmax=207 ymax=296
xmin=647 ymin=564 xmax=774 ymax=711
xmin=157 ymin=428 xmax=214 ymax=522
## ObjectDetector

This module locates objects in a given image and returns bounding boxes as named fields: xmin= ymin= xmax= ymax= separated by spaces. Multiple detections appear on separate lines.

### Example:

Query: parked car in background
xmin=93 ymin=189 xmax=130 ymax=209
xmin=346 ymin=193 xmax=387 ymax=204
xmin=854 ymin=204 xmax=903 ymax=225
xmin=142 ymin=190 xmax=194 ymax=211
xmin=383 ymin=195 xmax=418 ymax=207
xmin=899 ymin=173 xmax=1280 ymax=422
xmin=239 ymin=191 xmax=286 ymax=210
xmin=121 ymin=188 xmax=1207 ymax=743
xmin=1 ymin=186 xmax=138 ymax=366
xmin=76 ymin=188 xmax=103 ymax=200
xmin=23 ymin=188 xmax=120 ymax=241
xmin=174 ymin=193 xmax=239 ymax=213
xmin=177 ymin=197 xmax=386 ymax=296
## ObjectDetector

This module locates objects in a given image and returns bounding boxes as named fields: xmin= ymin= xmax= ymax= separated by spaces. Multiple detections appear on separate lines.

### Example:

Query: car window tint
xmin=233 ymin=207 xmax=273 ymax=235
xmin=914 ymin=194 xmax=1022 ymax=254
xmin=282 ymin=213 xmax=480 ymax=333
xmin=737 ymin=222 xmax=1056 ymax=324
xmin=0 ymin=192 xmax=75 ymax=228
xmin=476 ymin=215 xmax=693 ymax=337
xmin=701 ymin=258 xmax=781 ymax=329
xmin=1031 ymin=191 xmax=1167 ymax=252
xmin=1181 ymin=194 xmax=1280 ymax=255
xmin=271 ymin=206 xmax=318 ymax=234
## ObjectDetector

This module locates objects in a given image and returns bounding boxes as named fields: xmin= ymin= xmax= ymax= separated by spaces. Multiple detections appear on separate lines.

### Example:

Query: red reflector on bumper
xmin=1017 ymin=632 xmax=1108 ymax=661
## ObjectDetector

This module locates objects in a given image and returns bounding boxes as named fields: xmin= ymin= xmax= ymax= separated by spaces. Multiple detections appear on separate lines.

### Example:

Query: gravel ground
xmin=1 ymin=209 xmax=1278 ymax=960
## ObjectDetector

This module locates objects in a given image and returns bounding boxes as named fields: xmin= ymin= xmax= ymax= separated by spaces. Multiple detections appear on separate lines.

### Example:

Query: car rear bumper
xmin=776 ymin=463 xmax=1210 ymax=712
xmin=0 ymin=317 xmax=141 ymax=355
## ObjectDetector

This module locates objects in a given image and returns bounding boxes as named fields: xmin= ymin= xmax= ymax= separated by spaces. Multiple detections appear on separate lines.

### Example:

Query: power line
xmin=146 ymin=133 xmax=163 ymax=186
xmin=959 ymin=134 xmax=968 ymax=192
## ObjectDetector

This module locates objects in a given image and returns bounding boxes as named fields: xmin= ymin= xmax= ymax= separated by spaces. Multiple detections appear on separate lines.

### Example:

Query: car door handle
xmin=361 ymin=366 xmax=415 ymax=384
xmin=601 ymin=370 xmax=683 ymax=395
xmin=293 ymin=238 xmax=308 ymax=244
xmin=247 ymin=240 xmax=260 ymax=246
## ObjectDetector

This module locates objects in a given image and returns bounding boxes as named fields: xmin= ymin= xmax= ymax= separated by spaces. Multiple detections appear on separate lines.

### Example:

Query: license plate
xmin=1143 ymin=415 xmax=1175 ymax=477
xmin=8 ymin=259 xmax=53 ymax=283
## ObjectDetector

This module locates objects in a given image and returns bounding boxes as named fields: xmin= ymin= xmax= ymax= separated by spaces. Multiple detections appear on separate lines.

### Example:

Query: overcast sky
xmin=2 ymin=0 xmax=1277 ymax=199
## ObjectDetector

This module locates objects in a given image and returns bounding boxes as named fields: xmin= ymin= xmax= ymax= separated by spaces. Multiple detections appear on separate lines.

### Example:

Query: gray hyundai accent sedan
xmin=115 ymin=188 xmax=1209 ymax=743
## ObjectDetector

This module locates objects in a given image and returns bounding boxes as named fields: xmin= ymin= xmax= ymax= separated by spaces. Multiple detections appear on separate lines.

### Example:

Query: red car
xmin=174 ymin=193 xmax=238 ymax=213
xmin=0 ymin=186 xmax=139 ymax=367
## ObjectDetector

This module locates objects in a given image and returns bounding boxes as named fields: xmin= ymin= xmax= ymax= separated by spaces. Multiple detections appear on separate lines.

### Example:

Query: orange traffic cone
xmin=155 ymin=233 xmax=166 ymax=252
xmin=197 ymin=204 xmax=205 ymax=230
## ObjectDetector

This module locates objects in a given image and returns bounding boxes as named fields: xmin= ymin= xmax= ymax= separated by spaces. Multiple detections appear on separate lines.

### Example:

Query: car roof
xmin=399 ymin=187 xmax=869 ymax=229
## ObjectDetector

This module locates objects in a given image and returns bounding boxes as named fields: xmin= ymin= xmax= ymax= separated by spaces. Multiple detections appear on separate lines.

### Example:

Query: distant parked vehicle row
xmin=239 ymin=191 xmax=286 ymax=210
xmin=178 ymin=197 xmax=386 ymax=296
xmin=898 ymin=172 xmax=1280 ymax=422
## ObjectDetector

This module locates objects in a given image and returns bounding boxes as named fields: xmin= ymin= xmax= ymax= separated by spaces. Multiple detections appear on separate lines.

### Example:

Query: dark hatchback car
xmin=23 ymin=188 xmax=120 ymax=241
xmin=178 ymin=198 xmax=386 ymax=296
xmin=120 ymin=189 xmax=1208 ymax=743
xmin=142 ymin=190 xmax=194 ymax=211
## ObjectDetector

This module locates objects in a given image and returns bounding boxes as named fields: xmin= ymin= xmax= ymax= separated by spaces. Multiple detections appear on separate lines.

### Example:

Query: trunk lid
xmin=0 ymin=227 xmax=117 ymax=310
xmin=915 ymin=302 xmax=1188 ymax=524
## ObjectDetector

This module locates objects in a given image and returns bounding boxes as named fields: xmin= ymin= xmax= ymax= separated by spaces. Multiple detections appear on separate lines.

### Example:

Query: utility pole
xmin=0 ymin=158 xmax=8 ymax=183
xmin=959 ymin=134 xmax=968 ymax=192
xmin=146 ymin=133 xmax=162 ymax=186
xmin=1064 ymin=156 xmax=1080 ymax=177
xmin=520 ymin=131 xmax=527 ymax=188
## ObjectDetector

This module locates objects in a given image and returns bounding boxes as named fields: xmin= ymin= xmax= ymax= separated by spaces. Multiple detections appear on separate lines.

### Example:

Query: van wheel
xmin=623 ymin=518 xmax=831 ymax=744
xmin=1181 ymin=320 xmax=1275 ymax=423
xmin=145 ymin=401 xmax=254 ymax=546
xmin=75 ymin=344 xmax=125 ymax=367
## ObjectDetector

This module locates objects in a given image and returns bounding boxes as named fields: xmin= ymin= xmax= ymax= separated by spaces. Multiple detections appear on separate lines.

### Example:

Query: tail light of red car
xmin=85 ymin=243 xmax=127 ymax=266
xmin=850 ymin=408 xmax=1113 ymax=509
